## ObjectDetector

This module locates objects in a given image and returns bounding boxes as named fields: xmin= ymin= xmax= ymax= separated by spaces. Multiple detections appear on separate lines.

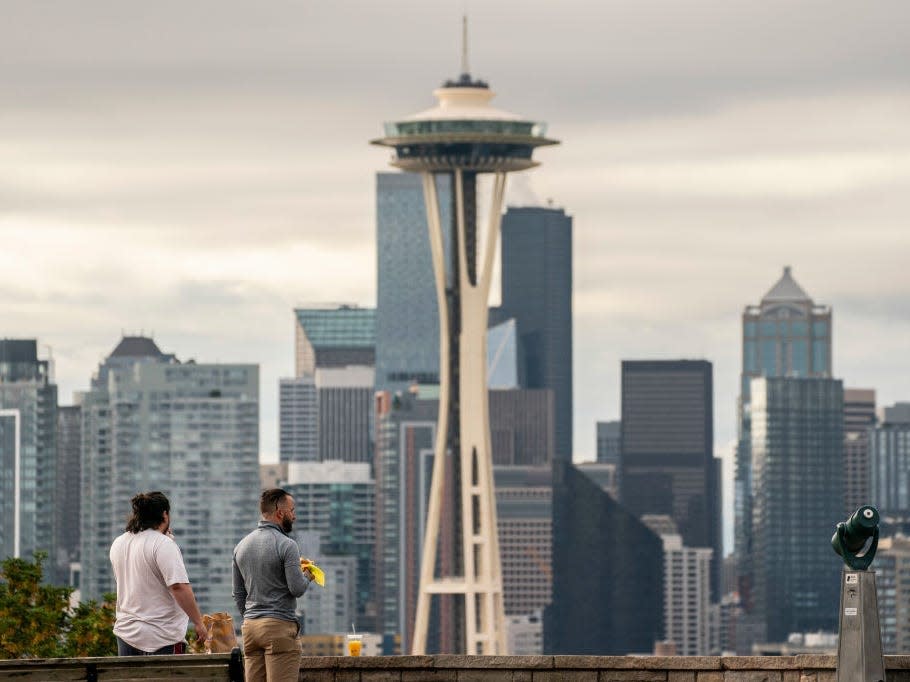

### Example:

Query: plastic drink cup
xmin=347 ymin=634 xmax=362 ymax=656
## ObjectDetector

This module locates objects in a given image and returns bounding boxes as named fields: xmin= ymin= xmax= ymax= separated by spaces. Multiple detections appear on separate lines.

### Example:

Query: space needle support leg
xmin=411 ymin=172 xmax=451 ymax=655
xmin=454 ymin=170 xmax=509 ymax=654
xmin=412 ymin=169 xmax=510 ymax=655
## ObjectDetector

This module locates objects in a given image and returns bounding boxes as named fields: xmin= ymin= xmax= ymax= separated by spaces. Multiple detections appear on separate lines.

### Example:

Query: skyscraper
xmin=735 ymin=267 xmax=831 ymax=617
xmin=80 ymin=337 xmax=259 ymax=616
xmin=0 ymin=340 xmax=58 ymax=579
xmin=375 ymin=172 xmax=451 ymax=392
xmin=373 ymin=51 xmax=558 ymax=654
xmin=749 ymin=376 xmax=843 ymax=642
xmin=620 ymin=360 xmax=721 ymax=600
xmin=843 ymin=388 xmax=876 ymax=513
xmin=498 ymin=206 xmax=573 ymax=460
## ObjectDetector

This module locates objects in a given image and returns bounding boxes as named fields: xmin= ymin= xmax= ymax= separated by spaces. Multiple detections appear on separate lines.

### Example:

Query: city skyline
xmin=3 ymin=0 xmax=909 ymax=525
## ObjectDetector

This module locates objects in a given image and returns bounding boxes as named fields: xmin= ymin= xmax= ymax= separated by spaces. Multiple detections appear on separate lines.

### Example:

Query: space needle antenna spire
xmin=461 ymin=14 xmax=470 ymax=76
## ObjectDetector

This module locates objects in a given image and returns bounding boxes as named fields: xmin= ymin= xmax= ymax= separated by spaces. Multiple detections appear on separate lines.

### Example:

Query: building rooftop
xmin=761 ymin=266 xmax=811 ymax=303
xmin=295 ymin=306 xmax=375 ymax=349
xmin=109 ymin=336 xmax=165 ymax=358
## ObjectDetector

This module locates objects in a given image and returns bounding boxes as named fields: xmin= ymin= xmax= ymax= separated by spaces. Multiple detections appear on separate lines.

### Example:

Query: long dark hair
xmin=125 ymin=491 xmax=170 ymax=533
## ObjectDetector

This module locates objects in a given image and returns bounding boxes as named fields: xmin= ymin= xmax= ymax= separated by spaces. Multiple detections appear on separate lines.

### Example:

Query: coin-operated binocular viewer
xmin=831 ymin=505 xmax=884 ymax=682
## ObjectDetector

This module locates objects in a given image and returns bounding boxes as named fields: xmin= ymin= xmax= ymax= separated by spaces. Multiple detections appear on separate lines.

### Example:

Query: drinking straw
xmin=352 ymin=623 xmax=356 ymax=635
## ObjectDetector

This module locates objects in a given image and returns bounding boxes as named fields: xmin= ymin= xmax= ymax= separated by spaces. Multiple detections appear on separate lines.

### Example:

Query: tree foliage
xmin=0 ymin=552 xmax=117 ymax=659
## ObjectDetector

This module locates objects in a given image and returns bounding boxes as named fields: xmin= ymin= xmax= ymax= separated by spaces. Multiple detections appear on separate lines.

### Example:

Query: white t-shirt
xmin=110 ymin=529 xmax=191 ymax=652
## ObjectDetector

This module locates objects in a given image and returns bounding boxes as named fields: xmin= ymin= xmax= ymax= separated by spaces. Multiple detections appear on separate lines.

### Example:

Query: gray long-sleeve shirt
xmin=232 ymin=521 xmax=311 ymax=622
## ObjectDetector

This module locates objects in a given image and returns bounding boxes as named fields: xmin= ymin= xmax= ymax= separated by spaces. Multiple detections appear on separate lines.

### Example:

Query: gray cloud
xmin=2 ymin=2 xmax=910 ymax=554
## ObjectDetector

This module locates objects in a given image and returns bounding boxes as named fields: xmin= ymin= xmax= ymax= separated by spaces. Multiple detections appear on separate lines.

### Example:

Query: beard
xmin=281 ymin=518 xmax=293 ymax=533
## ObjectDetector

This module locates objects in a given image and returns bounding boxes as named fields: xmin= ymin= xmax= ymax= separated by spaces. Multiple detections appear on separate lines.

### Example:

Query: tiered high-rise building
xmin=0 ymin=340 xmax=58 ymax=579
xmin=79 ymin=337 xmax=259 ymax=616
xmin=734 ymin=267 xmax=832 ymax=634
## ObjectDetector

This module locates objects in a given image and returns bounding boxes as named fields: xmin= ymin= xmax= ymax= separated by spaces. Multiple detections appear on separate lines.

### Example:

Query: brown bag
xmin=203 ymin=612 xmax=238 ymax=653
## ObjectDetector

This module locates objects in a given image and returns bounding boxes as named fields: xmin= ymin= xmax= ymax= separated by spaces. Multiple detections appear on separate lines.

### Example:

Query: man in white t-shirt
xmin=109 ymin=491 xmax=209 ymax=655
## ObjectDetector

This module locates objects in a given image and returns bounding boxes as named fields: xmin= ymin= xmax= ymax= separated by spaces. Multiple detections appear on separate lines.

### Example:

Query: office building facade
xmin=79 ymin=337 xmax=259 ymax=616
xmin=874 ymin=535 xmax=910 ymax=653
xmin=749 ymin=376 xmax=843 ymax=642
xmin=620 ymin=360 xmax=721 ymax=599
xmin=55 ymin=404 xmax=82 ymax=580
xmin=373 ymin=389 xmax=438 ymax=653
xmin=489 ymin=389 xmax=555 ymax=466
xmin=735 ymin=267 xmax=831 ymax=617
xmin=279 ymin=376 xmax=318 ymax=462
xmin=375 ymin=172 xmax=451 ymax=392
xmin=596 ymin=420 xmax=621 ymax=465
xmin=499 ymin=206 xmax=573 ymax=460
xmin=494 ymin=466 xmax=553 ymax=618
xmin=642 ymin=515 xmax=713 ymax=656
xmin=284 ymin=460 xmax=375 ymax=631
xmin=0 ymin=340 xmax=58 ymax=579
xmin=844 ymin=388 xmax=876 ymax=514
xmin=315 ymin=366 xmax=374 ymax=463
xmin=871 ymin=404 xmax=910 ymax=517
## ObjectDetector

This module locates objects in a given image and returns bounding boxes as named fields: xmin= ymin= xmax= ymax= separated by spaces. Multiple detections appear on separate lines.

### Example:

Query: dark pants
xmin=116 ymin=636 xmax=186 ymax=656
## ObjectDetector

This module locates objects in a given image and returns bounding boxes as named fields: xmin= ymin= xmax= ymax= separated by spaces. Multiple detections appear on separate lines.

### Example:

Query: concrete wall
xmin=4 ymin=654 xmax=910 ymax=682
xmin=293 ymin=655 xmax=908 ymax=682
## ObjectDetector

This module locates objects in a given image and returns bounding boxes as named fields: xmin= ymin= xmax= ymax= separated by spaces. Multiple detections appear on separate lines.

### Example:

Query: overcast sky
xmin=3 ymin=1 xmax=909 ymax=553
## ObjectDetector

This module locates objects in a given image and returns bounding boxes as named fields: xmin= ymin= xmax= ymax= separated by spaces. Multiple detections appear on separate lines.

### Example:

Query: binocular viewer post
xmin=832 ymin=505 xmax=885 ymax=682
xmin=831 ymin=505 xmax=880 ymax=570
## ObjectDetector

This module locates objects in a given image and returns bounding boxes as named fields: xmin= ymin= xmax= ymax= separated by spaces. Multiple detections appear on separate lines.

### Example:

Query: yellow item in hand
xmin=300 ymin=557 xmax=326 ymax=587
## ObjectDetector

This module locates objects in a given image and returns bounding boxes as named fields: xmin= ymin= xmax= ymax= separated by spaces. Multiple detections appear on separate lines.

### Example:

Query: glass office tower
xmin=750 ymin=376 xmax=843 ymax=642
xmin=735 ymin=267 xmax=831 ymax=625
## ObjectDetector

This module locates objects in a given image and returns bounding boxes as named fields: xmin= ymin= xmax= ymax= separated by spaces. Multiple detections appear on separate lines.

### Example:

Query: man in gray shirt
xmin=233 ymin=488 xmax=314 ymax=682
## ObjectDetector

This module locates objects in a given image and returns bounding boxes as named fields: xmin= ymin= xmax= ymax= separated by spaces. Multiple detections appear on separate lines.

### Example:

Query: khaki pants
xmin=241 ymin=617 xmax=300 ymax=682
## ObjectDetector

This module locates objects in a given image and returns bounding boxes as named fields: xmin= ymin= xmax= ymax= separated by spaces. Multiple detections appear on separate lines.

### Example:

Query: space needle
xmin=372 ymin=21 xmax=558 ymax=655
